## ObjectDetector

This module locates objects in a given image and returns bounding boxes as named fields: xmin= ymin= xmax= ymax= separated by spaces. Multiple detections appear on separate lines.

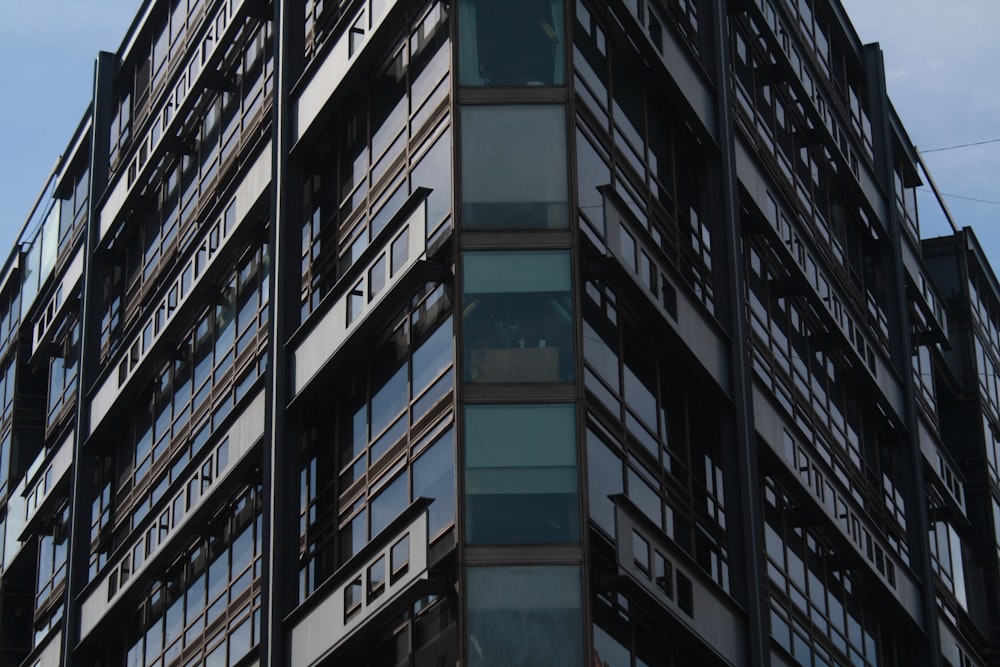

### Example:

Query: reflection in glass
xmin=467 ymin=566 xmax=582 ymax=667
xmin=413 ymin=429 xmax=456 ymax=537
xmin=461 ymin=106 xmax=568 ymax=230
xmin=465 ymin=404 xmax=579 ymax=544
xmin=462 ymin=251 xmax=574 ymax=382
xmin=459 ymin=0 xmax=564 ymax=86
xmin=586 ymin=430 xmax=622 ymax=535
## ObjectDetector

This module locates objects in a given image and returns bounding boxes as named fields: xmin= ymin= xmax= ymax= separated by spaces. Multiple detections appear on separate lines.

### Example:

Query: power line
xmin=920 ymin=137 xmax=1000 ymax=153
xmin=918 ymin=187 xmax=1000 ymax=206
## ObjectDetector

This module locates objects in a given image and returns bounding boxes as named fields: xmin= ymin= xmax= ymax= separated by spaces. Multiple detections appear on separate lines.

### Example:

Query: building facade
xmin=0 ymin=0 xmax=996 ymax=665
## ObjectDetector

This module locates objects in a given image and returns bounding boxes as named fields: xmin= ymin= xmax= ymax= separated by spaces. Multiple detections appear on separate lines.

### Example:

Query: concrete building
xmin=0 ymin=0 xmax=995 ymax=665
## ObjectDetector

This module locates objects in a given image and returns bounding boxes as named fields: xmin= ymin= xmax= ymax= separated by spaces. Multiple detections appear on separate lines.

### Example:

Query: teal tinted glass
xmin=458 ymin=0 xmax=565 ymax=86
xmin=462 ymin=250 xmax=574 ymax=383
xmin=465 ymin=404 xmax=579 ymax=544
xmin=460 ymin=105 xmax=568 ymax=230
xmin=467 ymin=566 xmax=583 ymax=667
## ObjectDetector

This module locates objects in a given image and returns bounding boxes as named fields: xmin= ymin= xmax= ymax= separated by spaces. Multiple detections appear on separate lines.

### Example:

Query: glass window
xmin=413 ymin=317 xmax=453 ymax=396
xmin=576 ymin=127 xmax=610 ymax=222
xmin=459 ymin=0 xmax=564 ymax=86
xmin=467 ymin=566 xmax=582 ymax=667
xmin=465 ymin=404 xmax=579 ymax=544
xmin=463 ymin=250 xmax=574 ymax=382
xmin=413 ymin=429 xmax=456 ymax=536
xmin=371 ymin=471 xmax=409 ymax=538
xmin=412 ymin=127 xmax=453 ymax=230
xmin=586 ymin=430 xmax=622 ymax=535
xmin=461 ymin=105 xmax=568 ymax=230
xmin=593 ymin=622 xmax=631 ymax=667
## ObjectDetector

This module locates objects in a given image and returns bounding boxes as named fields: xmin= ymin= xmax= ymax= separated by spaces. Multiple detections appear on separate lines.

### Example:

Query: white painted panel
xmin=294 ymin=201 xmax=425 ymax=394
xmin=80 ymin=390 xmax=265 ymax=640
xmin=296 ymin=0 xmax=398 ymax=141
xmin=291 ymin=512 xmax=429 ymax=667
xmin=89 ymin=141 xmax=271 ymax=433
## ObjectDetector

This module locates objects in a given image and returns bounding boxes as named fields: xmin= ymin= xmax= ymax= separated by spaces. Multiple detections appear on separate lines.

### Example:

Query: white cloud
xmin=841 ymin=0 xmax=1000 ymax=262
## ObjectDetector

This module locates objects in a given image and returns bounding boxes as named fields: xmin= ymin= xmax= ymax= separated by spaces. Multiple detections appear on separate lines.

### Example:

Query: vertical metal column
xmin=263 ymin=1 xmax=304 ymax=663
xmin=864 ymin=43 xmax=942 ymax=667
xmin=712 ymin=2 xmax=770 ymax=664
xmin=61 ymin=49 xmax=118 ymax=667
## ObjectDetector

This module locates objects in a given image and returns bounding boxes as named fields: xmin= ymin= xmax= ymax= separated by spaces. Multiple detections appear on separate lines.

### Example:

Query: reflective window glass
xmin=371 ymin=472 xmax=409 ymax=537
xmin=465 ymin=404 xmax=579 ymax=544
xmin=413 ymin=429 xmax=456 ymax=536
xmin=461 ymin=105 xmax=568 ymax=230
xmin=586 ymin=430 xmax=622 ymax=535
xmin=467 ymin=566 xmax=582 ymax=667
xmin=462 ymin=250 xmax=574 ymax=382
xmin=459 ymin=0 xmax=565 ymax=86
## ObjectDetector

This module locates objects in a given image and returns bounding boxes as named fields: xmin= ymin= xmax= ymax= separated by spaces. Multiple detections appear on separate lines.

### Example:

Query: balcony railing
xmin=20 ymin=430 xmax=74 ymax=539
xmin=100 ymin=0 xmax=252 ymax=244
xmin=32 ymin=247 xmax=83 ymax=362
xmin=289 ymin=501 xmax=434 ymax=667
xmin=79 ymin=389 xmax=265 ymax=641
xmin=293 ymin=191 xmax=435 ymax=397
xmin=753 ymin=382 xmax=922 ymax=624
xmin=295 ymin=0 xmax=401 ymax=144
xmin=611 ymin=495 xmax=747 ymax=667
xmin=89 ymin=141 xmax=271 ymax=433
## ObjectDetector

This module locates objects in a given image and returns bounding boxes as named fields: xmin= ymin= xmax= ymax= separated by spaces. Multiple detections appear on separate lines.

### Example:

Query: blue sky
xmin=0 ymin=0 xmax=140 ymax=253
xmin=841 ymin=0 xmax=1000 ymax=257
xmin=1 ymin=1 xmax=998 ymax=266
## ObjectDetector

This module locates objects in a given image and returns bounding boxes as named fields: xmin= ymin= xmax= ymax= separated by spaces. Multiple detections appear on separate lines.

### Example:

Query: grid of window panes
xmin=591 ymin=583 xmax=717 ymax=666
xmin=33 ymin=504 xmax=70 ymax=649
xmin=731 ymin=14 xmax=892 ymax=357
xmin=583 ymin=279 xmax=730 ymax=591
xmin=739 ymin=0 xmax=874 ymax=177
xmin=763 ymin=476 xmax=910 ymax=667
xmin=298 ymin=283 xmax=455 ymax=601
xmin=300 ymin=2 xmax=451 ymax=320
xmin=107 ymin=0 xmax=238 ymax=176
xmin=967 ymin=271 xmax=1000 ymax=477
xmin=46 ymin=317 xmax=80 ymax=433
xmin=928 ymin=515 xmax=969 ymax=624
xmin=89 ymin=243 xmax=269 ymax=582
xmin=458 ymin=247 xmax=580 ymax=547
xmin=745 ymin=235 xmax=910 ymax=563
xmin=0 ymin=354 xmax=17 ymax=502
xmin=55 ymin=155 xmax=90 ymax=259
xmin=574 ymin=0 xmax=715 ymax=314
xmin=454 ymin=3 xmax=590 ymax=665
xmin=111 ymin=484 xmax=263 ymax=667
xmin=101 ymin=20 xmax=273 ymax=362
xmin=617 ymin=0 xmax=708 ymax=64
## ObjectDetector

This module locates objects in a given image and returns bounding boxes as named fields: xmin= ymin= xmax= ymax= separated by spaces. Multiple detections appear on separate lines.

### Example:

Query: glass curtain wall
xmin=456 ymin=1 xmax=585 ymax=665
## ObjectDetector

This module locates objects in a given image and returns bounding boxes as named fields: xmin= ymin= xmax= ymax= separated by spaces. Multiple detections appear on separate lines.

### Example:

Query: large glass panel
xmin=461 ymin=106 xmax=568 ymax=230
xmin=462 ymin=250 xmax=574 ymax=382
xmin=586 ymin=430 xmax=622 ymax=535
xmin=465 ymin=404 xmax=579 ymax=544
xmin=371 ymin=471 xmax=409 ymax=537
xmin=593 ymin=622 xmax=630 ymax=667
xmin=413 ymin=429 xmax=456 ymax=537
xmin=467 ymin=566 xmax=583 ymax=667
xmin=458 ymin=0 xmax=564 ymax=86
